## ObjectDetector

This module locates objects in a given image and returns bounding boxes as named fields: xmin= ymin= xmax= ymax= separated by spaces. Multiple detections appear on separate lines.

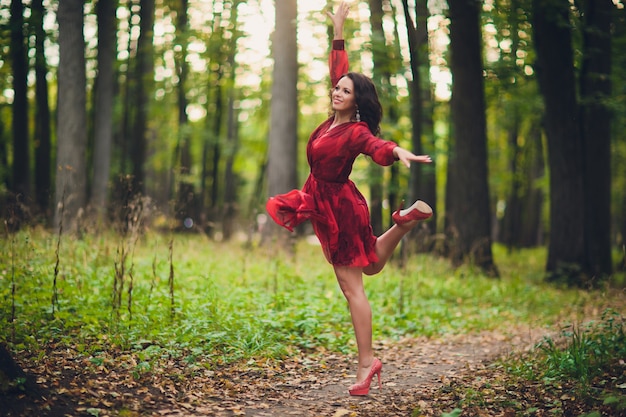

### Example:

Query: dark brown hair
xmin=343 ymin=72 xmax=383 ymax=135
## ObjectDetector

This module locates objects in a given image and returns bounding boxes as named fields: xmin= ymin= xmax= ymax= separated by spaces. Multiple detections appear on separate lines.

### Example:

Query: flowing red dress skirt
xmin=266 ymin=120 xmax=397 ymax=267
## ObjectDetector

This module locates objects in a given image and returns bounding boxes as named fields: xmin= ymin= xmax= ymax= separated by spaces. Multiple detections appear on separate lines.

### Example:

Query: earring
xmin=355 ymin=107 xmax=361 ymax=122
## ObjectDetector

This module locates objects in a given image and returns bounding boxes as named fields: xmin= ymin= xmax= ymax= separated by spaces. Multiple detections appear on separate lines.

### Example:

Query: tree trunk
xmin=119 ymin=5 xmax=137 ymax=177
xmin=55 ymin=0 xmax=88 ymax=233
xmin=445 ymin=0 xmax=497 ymax=275
xmin=207 ymin=70 xmax=223 ymax=237
xmin=131 ymin=0 xmax=155 ymax=195
xmin=367 ymin=0 xmax=386 ymax=236
xmin=10 ymin=0 xmax=30 ymax=199
xmin=264 ymin=0 xmax=298 ymax=246
xmin=403 ymin=0 xmax=437 ymax=247
xmin=90 ymin=0 xmax=117 ymax=217
xmin=531 ymin=0 xmax=586 ymax=284
xmin=223 ymin=95 xmax=239 ymax=241
xmin=174 ymin=0 xmax=196 ymax=230
xmin=222 ymin=1 xmax=243 ymax=241
xmin=0 ymin=123 xmax=7 ymax=192
xmin=519 ymin=120 xmax=546 ymax=247
xmin=32 ymin=0 xmax=52 ymax=216
xmin=580 ymin=0 xmax=613 ymax=279
xmin=501 ymin=112 xmax=523 ymax=251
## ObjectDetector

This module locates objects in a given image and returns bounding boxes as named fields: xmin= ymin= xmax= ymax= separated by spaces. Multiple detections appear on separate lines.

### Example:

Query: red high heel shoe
xmin=392 ymin=200 xmax=432 ymax=226
xmin=348 ymin=358 xmax=382 ymax=396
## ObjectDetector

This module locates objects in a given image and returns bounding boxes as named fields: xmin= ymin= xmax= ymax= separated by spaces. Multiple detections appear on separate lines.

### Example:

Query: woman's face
xmin=331 ymin=76 xmax=356 ymax=114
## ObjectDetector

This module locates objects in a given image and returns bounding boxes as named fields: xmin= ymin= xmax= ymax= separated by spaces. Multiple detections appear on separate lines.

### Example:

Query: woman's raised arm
xmin=327 ymin=2 xmax=350 ymax=87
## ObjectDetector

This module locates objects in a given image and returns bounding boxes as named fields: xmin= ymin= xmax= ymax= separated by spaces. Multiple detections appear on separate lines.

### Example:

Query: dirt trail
xmin=4 ymin=326 xmax=552 ymax=417
xmin=173 ymin=329 xmax=547 ymax=417
xmin=229 ymin=327 xmax=551 ymax=417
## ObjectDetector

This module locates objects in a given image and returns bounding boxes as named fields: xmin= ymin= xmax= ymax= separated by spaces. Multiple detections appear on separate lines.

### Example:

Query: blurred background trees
xmin=0 ymin=0 xmax=624 ymax=286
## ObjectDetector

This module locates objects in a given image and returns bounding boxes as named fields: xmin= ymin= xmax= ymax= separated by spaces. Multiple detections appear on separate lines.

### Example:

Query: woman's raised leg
xmin=363 ymin=200 xmax=432 ymax=276
xmin=363 ymin=224 xmax=411 ymax=275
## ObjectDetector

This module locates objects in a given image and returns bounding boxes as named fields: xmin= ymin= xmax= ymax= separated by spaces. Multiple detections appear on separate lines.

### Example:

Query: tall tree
xmin=32 ymin=0 xmax=52 ymax=215
xmin=173 ymin=0 xmax=194 ymax=228
xmin=55 ymin=0 xmax=88 ymax=232
xmin=384 ymin=0 xmax=404 ymax=231
xmin=119 ymin=4 xmax=138 ymax=177
xmin=488 ymin=0 xmax=546 ymax=250
xmin=130 ymin=0 xmax=156 ymax=194
xmin=580 ymin=0 xmax=613 ymax=279
xmin=90 ymin=0 xmax=117 ymax=216
xmin=265 ymin=0 xmax=298 ymax=244
xmin=531 ymin=0 xmax=586 ymax=283
xmin=200 ymin=4 xmax=226 ymax=235
xmin=367 ymin=0 xmax=386 ymax=236
xmin=402 ymin=0 xmax=437 ymax=243
xmin=222 ymin=0 xmax=243 ymax=240
xmin=9 ymin=0 xmax=29 ymax=199
xmin=445 ymin=0 xmax=497 ymax=275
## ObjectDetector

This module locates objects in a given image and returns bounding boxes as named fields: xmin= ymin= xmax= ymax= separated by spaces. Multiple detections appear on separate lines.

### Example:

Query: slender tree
xmin=55 ymin=0 xmax=88 ymax=232
xmin=222 ymin=0 xmax=243 ymax=240
xmin=173 ymin=0 xmax=194 ymax=228
xmin=10 ymin=0 xmax=29 ymax=199
xmin=531 ymin=0 xmax=586 ymax=283
xmin=402 ymin=0 xmax=436 ymax=243
xmin=131 ymin=0 xmax=156 ymax=195
xmin=200 ymin=4 xmax=226 ymax=235
xmin=445 ymin=0 xmax=497 ymax=275
xmin=90 ymin=0 xmax=117 ymax=216
xmin=32 ymin=0 xmax=52 ymax=215
xmin=264 ymin=0 xmax=298 ymax=244
xmin=385 ymin=0 xmax=404 ymax=231
xmin=119 ymin=3 xmax=137 ymax=177
xmin=366 ymin=0 xmax=386 ymax=236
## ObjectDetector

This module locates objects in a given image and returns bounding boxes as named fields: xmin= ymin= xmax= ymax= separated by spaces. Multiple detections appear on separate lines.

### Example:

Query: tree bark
xmin=264 ymin=0 xmax=298 ymax=245
xmin=32 ymin=0 xmax=52 ymax=215
xmin=90 ymin=0 xmax=117 ymax=217
xmin=55 ymin=0 xmax=88 ymax=233
xmin=173 ymin=0 xmax=195 ymax=229
xmin=580 ymin=0 xmax=613 ymax=279
xmin=403 ymin=0 xmax=437 ymax=245
xmin=10 ymin=0 xmax=30 ymax=199
xmin=445 ymin=0 xmax=497 ymax=275
xmin=519 ymin=120 xmax=546 ymax=247
xmin=131 ymin=0 xmax=155 ymax=195
xmin=367 ymin=0 xmax=386 ymax=236
xmin=223 ymin=1 xmax=243 ymax=240
xmin=531 ymin=0 xmax=586 ymax=283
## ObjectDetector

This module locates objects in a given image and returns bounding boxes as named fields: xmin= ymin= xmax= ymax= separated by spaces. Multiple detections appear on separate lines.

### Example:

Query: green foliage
xmin=0 ymin=230 xmax=616 ymax=371
xmin=538 ymin=310 xmax=625 ymax=386
xmin=504 ymin=309 xmax=626 ymax=414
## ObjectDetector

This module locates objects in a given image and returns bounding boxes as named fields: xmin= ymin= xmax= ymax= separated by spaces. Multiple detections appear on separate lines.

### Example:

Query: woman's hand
xmin=393 ymin=146 xmax=432 ymax=168
xmin=326 ymin=2 xmax=350 ymax=40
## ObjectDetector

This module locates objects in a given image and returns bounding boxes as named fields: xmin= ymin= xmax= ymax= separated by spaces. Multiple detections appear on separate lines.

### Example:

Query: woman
xmin=266 ymin=1 xmax=433 ymax=396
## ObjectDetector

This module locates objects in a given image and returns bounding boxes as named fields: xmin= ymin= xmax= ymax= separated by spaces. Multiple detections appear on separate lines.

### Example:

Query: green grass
xmin=495 ymin=309 xmax=626 ymax=416
xmin=0 ymin=229 xmax=619 ymax=366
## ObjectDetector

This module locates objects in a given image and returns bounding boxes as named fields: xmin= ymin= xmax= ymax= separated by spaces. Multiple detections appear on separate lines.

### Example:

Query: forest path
xmin=5 ymin=324 xmax=553 ymax=417
xmin=221 ymin=327 xmax=551 ymax=417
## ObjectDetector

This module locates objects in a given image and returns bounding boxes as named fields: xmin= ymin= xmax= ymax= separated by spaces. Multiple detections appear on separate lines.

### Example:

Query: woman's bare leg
xmin=334 ymin=265 xmax=376 ymax=382
xmin=363 ymin=222 xmax=417 ymax=276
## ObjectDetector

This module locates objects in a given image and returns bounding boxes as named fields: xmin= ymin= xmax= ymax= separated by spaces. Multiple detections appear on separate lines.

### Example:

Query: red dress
xmin=266 ymin=41 xmax=398 ymax=267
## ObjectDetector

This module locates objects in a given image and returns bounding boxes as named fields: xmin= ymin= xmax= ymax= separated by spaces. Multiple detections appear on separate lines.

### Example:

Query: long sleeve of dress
xmin=329 ymin=40 xmax=349 ymax=87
